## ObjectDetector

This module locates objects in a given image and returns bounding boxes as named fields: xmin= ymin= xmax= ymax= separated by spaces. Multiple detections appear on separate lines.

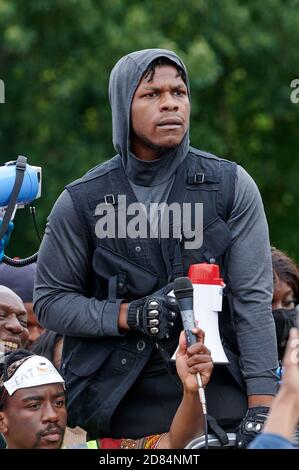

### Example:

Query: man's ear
xmin=0 ymin=412 xmax=8 ymax=434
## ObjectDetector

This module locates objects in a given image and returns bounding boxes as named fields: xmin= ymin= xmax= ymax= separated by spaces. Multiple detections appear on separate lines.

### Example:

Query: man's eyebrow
xmin=142 ymin=84 xmax=187 ymax=91
xmin=0 ymin=303 xmax=27 ymax=317
xmin=142 ymin=86 xmax=161 ymax=91
xmin=170 ymin=84 xmax=187 ymax=90
xmin=22 ymin=395 xmax=43 ymax=402
xmin=52 ymin=392 xmax=66 ymax=399
xmin=22 ymin=392 xmax=65 ymax=402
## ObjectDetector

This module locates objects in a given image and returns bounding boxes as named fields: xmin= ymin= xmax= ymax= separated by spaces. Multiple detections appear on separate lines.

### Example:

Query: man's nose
xmin=5 ymin=314 xmax=23 ymax=334
xmin=160 ymin=92 xmax=179 ymax=111
xmin=42 ymin=403 xmax=59 ymax=423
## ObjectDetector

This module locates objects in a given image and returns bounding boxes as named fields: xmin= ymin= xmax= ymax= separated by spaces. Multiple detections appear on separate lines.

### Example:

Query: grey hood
xmin=108 ymin=49 xmax=190 ymax=187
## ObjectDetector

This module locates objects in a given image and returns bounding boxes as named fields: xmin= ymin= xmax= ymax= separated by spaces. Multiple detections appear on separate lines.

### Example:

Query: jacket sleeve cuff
xmin=127 ymin=302 xmax=138 ymax=330
xmin=245 ymin=376 xmax=278 ymax=396
xmin=101 ymin=299 xmax=126 ymax=336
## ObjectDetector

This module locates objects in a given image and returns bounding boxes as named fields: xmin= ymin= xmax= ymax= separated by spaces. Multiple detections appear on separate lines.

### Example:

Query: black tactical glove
xmin=127 ymin=293 xmax=180 ymax=340
xmin=236 ymin=406 xmax=270 ymax=448
xmin=292 ymin=425 xmax=299 ymax=447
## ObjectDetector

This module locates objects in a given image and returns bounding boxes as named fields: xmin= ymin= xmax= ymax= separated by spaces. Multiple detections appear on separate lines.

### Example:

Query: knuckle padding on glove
xmin=236 ymin=406 xmax=270 ymax=448
xmin=127 ymin=294 xmax=180 ymax=339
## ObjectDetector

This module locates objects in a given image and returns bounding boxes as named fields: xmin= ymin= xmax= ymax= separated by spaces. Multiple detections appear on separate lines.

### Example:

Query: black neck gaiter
xmin=272 ymin=308 xmax=297 ymax=360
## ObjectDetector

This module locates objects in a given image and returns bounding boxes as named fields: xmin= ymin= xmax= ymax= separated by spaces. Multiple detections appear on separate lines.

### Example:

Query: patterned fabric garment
xmin=88 ymin=434 xmax=167 ymax=449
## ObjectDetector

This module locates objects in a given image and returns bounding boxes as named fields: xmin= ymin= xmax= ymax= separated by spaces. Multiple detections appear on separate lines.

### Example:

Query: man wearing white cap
xmin=0 ymin=350 xmax=67 ymax=449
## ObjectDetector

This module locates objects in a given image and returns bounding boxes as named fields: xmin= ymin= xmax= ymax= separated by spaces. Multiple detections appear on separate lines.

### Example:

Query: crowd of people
xmin=0 ymin=265 xmax=213 ymax=449
xmin=0 ymin=48 xmax=299 ymax=450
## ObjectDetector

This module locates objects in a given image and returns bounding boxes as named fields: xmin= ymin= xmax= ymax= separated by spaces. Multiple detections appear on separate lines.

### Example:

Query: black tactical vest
xmin=62 ymin=147 xmax=240 ymax=436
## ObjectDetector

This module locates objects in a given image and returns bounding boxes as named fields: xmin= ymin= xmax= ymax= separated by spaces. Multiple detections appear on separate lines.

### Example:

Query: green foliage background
xmin=1 ymin=0 xmax=299 ymax=260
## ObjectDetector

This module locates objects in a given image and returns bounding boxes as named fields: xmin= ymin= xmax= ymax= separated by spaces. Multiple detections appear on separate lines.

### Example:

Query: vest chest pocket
xmin=181 ymin=216 xmax=232 ymax=272
xmin=92 ymin=244 xmax=159 ymax=299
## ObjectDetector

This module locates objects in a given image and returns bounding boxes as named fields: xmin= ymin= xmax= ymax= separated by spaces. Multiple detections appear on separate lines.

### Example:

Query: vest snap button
xmin=137 ymin=340 xmax=145 ymax=351
xmin=121 ymin=358 xmax=127 ymax=365
xmin=118 ymin=282 xmax=124 ymax=289
xmin=135 ymin=246 xmax=141 ymax=253
xmin=209 ymin=257 xmax=216 ymax=264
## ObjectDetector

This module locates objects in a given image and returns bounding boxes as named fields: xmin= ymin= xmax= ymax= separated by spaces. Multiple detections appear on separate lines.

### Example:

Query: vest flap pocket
xmin=201 ymin=217 xmax=232 ymax=260
xmin=67 ymin=340 xmax=112 ymax=377
xmin=93 ymin=244 xmax=158 ymax=296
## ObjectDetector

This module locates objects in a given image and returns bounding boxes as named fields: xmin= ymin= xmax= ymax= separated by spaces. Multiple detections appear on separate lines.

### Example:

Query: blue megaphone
xmin=0 ymin=160 xmax=41 ymax=208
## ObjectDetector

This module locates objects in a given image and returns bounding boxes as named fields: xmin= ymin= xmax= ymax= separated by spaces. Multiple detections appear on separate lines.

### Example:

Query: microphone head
xmin=173 ymin=277 xmax=193 ymax=300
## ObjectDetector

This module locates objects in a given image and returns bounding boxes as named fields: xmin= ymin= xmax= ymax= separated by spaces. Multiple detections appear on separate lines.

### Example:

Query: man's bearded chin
xmin=32 ymin=426 xmax=64 ymax=449
xmin=31 ymin=435 xmax=64 ymax=449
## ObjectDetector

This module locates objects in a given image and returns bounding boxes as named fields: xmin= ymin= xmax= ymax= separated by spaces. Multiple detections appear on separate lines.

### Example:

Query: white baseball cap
xmin=3 ymin=355 xmax=65 ymax=396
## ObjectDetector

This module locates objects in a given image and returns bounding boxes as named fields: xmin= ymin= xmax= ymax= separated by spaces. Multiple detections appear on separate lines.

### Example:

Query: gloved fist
xmin=236 ymin=406 xmax=270 ymax=448
xmin=127 ymin=293 xmax=180 ymax=340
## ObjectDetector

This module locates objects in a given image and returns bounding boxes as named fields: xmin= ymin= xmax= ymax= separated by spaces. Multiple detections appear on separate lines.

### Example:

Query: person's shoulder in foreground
xmin=249 ymin=433 xmax=294 ymax=449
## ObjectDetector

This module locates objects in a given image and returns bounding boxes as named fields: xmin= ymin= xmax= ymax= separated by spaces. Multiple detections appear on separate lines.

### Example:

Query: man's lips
xmin=42 ymin=433 xmax=62 ymax=443
xmin=41 ymin=429 xmax=64 ymax=442
xmin=157 ymin=117 xmax=183 ymax=127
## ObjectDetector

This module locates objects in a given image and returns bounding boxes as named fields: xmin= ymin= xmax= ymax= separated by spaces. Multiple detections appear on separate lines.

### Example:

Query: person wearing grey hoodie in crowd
xmin=33 ymin=49 xmax=278 ymax=447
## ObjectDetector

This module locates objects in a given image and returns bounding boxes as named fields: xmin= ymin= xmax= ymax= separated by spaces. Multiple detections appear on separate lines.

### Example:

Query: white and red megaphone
xmin=187 ymin=263 xmax=228 ymax=363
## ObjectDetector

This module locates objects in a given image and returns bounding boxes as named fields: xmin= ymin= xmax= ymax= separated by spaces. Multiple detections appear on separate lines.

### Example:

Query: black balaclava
xmin=272 ymin=308 xmax=297 ymax=360
xmin=108 ymin=49 xmax=190 ymax=187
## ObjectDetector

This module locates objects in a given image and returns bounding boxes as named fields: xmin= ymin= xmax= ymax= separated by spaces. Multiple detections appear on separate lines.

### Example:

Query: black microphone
xmin=173 ymin=277 xmax=197 ymax=348
xmin=173 ymin=276 xmax=207 ymax=416
xmin=296 ymin=305 xmax=299 ymax=330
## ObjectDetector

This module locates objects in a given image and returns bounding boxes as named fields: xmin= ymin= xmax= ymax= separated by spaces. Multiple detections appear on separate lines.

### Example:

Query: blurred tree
xmin=0 ymin=0 xmax=299 ymax=260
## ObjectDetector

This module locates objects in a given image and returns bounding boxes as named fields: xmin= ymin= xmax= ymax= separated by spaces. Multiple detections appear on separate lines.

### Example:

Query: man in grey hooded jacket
xmin=34 ymin=49 xmax=278 ymax=447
